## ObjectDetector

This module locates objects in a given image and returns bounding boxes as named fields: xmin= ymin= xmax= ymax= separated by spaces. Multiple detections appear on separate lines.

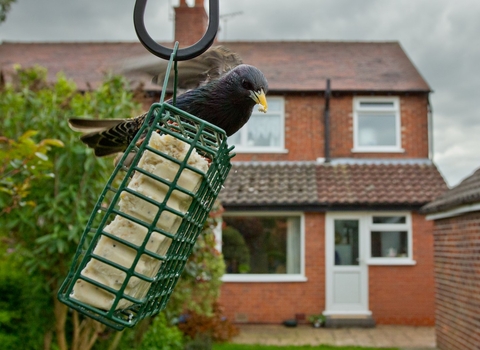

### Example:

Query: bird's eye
xmin=242 ymin=80 xmax=253 ymax=90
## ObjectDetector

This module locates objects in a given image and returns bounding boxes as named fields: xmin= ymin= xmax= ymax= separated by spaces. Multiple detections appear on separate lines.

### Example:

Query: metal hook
xmin=134 ymin=0 xmax=219 ymax=61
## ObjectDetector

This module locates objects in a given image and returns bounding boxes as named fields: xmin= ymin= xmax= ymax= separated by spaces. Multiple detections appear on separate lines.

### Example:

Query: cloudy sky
xmin=2 ymin=0 xmax=479 ymax=187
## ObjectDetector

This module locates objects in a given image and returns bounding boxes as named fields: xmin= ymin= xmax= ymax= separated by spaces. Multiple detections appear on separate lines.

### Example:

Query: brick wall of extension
xmin=219 ymin=212 xmax=436 ymax=326
xmin=233 ymin=93 xmax=430 ymax=162
xmin=369 ymin=212 xmax=436 ymax=326
xmin=431 ymin=211 xmax=480 ymax=350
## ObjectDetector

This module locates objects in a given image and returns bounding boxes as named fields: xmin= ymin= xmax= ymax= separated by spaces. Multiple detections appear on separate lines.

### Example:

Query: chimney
xmin=174 ymin=0 xmax=208 ymax=47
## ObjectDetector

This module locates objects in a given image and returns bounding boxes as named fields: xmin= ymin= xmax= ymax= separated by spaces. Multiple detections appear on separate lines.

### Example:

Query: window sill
xmin=230 ymin=148 xmax=289 ymax=154
xmin=221 ymin=274 xmax=307 ymax=283
xmin=351 ymin=148 xmax=405 ymax=153
xmin=367 ymin=259 xmax=416 ymax=266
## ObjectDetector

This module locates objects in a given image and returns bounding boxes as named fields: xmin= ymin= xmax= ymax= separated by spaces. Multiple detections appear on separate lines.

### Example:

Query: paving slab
xmin=232 ymin=324 xmax=437 ymax=348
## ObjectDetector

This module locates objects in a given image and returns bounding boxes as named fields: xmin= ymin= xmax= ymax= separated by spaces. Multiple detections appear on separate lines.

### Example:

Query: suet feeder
xmin=57 ymin=0 xmax=230 ymax=330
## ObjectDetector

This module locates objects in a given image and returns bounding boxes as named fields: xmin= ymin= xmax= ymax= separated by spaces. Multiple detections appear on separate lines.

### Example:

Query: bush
xmin=177 ymin=302 xmax=239 ymax=343
xmin=138 ymin=313 xmax=185 ymax=350
xmin=0 ymin=250 xmax=50 ymax=350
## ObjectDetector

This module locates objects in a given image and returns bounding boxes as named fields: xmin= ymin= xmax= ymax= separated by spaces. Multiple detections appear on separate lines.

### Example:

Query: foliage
xmin=137 ymin=313 xmax=185 ymax=350
xmin=167 ymin=202 xmax=227 ymax=318
xmin=0 ymin=65 xmax=141 ymax=350
xmin=221 ymin=226 xmax=250 ymax=274
xmin=0 ymin=0 xmax=16 ymax=23
xmin=0 ymin=131 xmax=63 ymax=214
xmin=307 ymin=314 xmax=326 ymax=325
xmin=177 ymin=302 xmax=239 ymax=343
xmin=0 ymin=247 xmax=50 ymax=350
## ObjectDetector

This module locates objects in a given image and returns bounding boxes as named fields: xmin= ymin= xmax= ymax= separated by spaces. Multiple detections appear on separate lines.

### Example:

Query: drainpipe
xmin=427 ymin=95 xmax=433 ymax=161
xmin=324 ymin=79 xmax=331 ymax=163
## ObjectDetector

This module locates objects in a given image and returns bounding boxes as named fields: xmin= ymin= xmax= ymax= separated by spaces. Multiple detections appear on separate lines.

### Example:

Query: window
xmin=221 ymin=213 xmax=305 ymax=282
xmin=367 ymin=214 xmax=414 ymax=265
xmin=228 ymin=97 xmax=285 ymax=153
xmin=353 ymin=97 xmax=402 ymax=152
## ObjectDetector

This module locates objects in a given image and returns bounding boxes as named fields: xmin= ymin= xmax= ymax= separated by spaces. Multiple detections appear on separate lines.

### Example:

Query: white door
xmin=324 ymin=213 xmax=371 ymax=316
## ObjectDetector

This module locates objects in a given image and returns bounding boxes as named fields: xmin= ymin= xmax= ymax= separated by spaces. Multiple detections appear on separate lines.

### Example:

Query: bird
xmin=68 ymin=46 xmax=268 ymax=157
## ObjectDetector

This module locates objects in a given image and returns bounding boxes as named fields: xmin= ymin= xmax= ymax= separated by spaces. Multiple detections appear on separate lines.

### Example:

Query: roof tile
xmin=422 ymin=167 xmax=480 ymax=213
xmin=0 ymin=41 xmax=430 ymax=92
xmin=220 ymin=162 xmax=447 ymax=208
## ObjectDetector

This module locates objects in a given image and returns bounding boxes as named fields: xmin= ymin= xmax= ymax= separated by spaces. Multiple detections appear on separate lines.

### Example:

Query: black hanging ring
xmin=134 ymin=0 xmax=219 ymax=61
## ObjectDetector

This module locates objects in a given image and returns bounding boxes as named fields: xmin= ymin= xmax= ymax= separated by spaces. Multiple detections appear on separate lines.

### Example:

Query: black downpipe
xmin=324 ymin=79 xmax=331 ymax=163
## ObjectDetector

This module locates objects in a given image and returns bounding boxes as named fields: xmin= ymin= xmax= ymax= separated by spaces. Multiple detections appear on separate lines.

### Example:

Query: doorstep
xmin=325 ymin=314 xmax=376 ymax=328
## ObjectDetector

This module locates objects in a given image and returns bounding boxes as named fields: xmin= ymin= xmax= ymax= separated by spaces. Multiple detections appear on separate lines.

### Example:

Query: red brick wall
xmin=234 ymin=93 xmax=429 ymax=162
xmin=219 ymin=213 xmax=325 ymax=323
xmin=174 ymin=0 xmax=208 ymax=47
xmin=329 ymin=94 xmax=429 ymax=159
xmin=233 ymin=94 xmax=325 ymax=162
xmin=432 ymin=211 xmax=480 ymax=350
xmin=369 ymin=212 xmax=436 ymax=325
xmin=220 ymin=212 xmax=436 ymax=325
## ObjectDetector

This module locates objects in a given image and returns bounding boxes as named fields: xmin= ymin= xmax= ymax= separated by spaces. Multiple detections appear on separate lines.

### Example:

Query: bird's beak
xmin=250 ymin=89 xmax=268 ymax=113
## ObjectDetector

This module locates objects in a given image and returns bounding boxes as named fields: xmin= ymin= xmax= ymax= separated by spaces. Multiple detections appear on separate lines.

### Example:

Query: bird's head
xmin=227 ymin=64 xmax=269 ymax=113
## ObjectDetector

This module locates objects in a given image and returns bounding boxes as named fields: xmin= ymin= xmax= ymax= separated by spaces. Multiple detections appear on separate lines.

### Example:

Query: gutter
xmin=425 ymin=202 xmax=480 ymax=220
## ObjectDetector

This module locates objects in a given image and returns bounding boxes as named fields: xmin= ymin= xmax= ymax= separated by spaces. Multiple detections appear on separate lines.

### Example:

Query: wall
xmin=329 ymin=93 xmax=429 ymax=159
xmin=432 ymin=211 xmax=480 ymax=350
xmin=219 ymin=213 xmax=325 ymax=323
xmin=219 ymin=212 xmax=436 ymax=325
xmin=369 ymin=212 xmax=436 ymax=325
xmin=233 ymin=93 xmax=430 ymax=163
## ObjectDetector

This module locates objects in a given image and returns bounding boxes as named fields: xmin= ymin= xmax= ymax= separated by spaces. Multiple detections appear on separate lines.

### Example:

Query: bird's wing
xmin=121 ymin=46 xmax=243 ymax=90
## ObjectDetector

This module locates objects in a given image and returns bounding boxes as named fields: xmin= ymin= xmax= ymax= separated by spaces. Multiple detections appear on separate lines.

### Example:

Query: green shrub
xmin=138 ymin=313 xmax=185 ymax=350
xmin=0 ymin=251 xmax=50 ymax=350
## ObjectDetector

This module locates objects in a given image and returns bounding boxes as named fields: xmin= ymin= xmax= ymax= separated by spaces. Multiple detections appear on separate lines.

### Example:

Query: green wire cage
xmin=57 ymin=44 xmax=234 ymax=330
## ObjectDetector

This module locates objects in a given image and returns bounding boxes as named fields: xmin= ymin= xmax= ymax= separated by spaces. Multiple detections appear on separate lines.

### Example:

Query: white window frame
xmin=220 ymin=211 xmax=307 ymax=283
xmin=228 ymin=96 xmax=287 ymax=153
xmin=365 ymin=212 xmax=415 ymax=266
xmin=352 ymin=96 xmax=404 ymax=153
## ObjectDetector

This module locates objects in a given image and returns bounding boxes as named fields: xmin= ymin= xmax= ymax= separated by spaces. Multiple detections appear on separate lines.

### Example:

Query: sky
xmin=1 ymin=0 xmax=479 ymax=187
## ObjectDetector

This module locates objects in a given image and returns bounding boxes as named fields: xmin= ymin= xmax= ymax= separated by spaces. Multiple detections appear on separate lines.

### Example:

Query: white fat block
xmin=71 ymin=133 xmax=209 ymax=310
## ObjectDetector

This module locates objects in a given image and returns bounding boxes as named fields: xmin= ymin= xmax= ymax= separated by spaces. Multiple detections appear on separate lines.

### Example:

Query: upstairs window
xmin=353 ymin=97 xmax=402 ymax=152
xmin=228 ymin=97 xmax=285 ymax=153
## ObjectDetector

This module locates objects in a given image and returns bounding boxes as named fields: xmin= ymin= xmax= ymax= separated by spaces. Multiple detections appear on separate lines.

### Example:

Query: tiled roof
xmin=220 ymin=162 xmax=319 ymax=205
xmin=219 ymin=161 xmax=447 ymax=209
xmin=422 ymin=167 xmax=480 ymax=213
xmin=0 ymin=41 xmax=430 ymax=92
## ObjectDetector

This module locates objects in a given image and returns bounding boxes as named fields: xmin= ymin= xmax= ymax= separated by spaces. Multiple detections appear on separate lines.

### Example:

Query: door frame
xmin=324 ymin=212 xmax=372 ymax=316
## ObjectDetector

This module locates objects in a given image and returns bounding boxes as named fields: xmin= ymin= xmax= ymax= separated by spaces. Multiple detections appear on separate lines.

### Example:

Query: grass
xmin=213 ymin=344 xmax=398 ymax=350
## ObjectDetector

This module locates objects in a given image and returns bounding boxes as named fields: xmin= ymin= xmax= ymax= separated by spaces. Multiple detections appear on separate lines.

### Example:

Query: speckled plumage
xmin=69 ymin=47 xmax=268 ymax=157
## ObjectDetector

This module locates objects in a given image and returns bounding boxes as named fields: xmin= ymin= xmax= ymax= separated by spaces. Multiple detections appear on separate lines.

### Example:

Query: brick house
xmin=0 ymin=0 xmax=447 ymax=326
xmin=422 ymin=168 xmax=480 ymax=349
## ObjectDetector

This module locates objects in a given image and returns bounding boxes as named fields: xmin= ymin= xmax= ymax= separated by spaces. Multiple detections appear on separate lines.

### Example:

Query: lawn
xmin=213 ymin=344 xmax=398 ymax=350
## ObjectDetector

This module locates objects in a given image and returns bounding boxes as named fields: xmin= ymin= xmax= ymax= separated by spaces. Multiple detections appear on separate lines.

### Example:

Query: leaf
xmin=39 ymin=139 xmax=64 ymax=148
xmin=34 ymin=152 xmax=48 ymax=161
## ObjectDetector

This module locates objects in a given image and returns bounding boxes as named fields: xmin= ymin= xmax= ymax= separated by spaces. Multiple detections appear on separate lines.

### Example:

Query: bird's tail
xmin=69 ymin=118 xmax=135 ymax=157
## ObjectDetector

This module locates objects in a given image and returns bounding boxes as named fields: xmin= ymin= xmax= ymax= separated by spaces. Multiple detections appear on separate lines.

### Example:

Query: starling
xmin=69 ymin=46 xmax=268 ymax=157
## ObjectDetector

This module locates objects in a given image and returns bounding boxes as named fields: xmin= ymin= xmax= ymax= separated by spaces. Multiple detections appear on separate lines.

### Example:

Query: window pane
xmin=334 ymin=220 xmax=359 ymax=266
xmin=372 ymin=216 xmax=406 ymax=224
xmin=223 ymin=216 xmax=301 ymax=274
xmin=358 ymin=113 xmax=396 ymax=146
xmin=246 ymin=114 xmax=281 ymax=147
xmin=371 ymin=231 xmax=408 ymax=257
xmin=227 ymin=97 xmax=284 ymax=149
xmin=265 ymin=99 xmax=282 ymax=112
xmin=228 ymin=131 xmax=241 ymax=145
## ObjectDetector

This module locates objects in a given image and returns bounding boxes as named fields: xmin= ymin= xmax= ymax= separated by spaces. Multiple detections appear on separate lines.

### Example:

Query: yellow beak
xmin=250 ymin=89 xmax=268 ymax=113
